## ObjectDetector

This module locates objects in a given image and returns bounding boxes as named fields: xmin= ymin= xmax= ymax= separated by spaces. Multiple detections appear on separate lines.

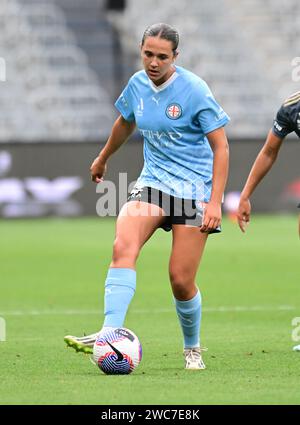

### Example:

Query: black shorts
xmin=127 ymin=186 xmax=221 ymax=234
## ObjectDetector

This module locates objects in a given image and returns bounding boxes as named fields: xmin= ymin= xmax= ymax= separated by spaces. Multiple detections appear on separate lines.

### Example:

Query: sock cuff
xmin=174 ymin=290 xmax=201 ymax=310
xmin=105 ymin=267 xmax=136 ymax=290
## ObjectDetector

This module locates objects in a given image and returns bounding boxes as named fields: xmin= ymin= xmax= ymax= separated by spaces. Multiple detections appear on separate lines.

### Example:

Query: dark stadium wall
xmin=227 ymin=138 xmax=300 ymax=213
xmin=0 ymin=138 xmax=299 ymax=218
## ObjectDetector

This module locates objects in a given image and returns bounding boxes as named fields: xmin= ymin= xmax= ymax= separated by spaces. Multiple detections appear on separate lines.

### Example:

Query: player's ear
xmin=173 ymin=50 xmax=179 ymax=61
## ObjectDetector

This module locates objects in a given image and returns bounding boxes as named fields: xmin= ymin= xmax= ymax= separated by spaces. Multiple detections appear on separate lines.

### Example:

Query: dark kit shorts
xmin=128 ymin=186 xmax=221 ymax=234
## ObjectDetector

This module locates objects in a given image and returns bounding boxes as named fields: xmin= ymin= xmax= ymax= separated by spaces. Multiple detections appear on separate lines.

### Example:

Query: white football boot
xmin=293 ymin=344 xmax=300 ymax=352
xmin=184 ymin=347 xmax=207 ymax=370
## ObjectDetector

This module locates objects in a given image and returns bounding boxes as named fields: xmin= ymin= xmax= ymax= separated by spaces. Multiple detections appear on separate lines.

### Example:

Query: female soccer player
xmin=237 ymin=91 xmax=300 ymax=352
xmin=237 ymin=91 xmax=300 ymax=236
xmin=65 ymin=23 xmax=230 ymax=369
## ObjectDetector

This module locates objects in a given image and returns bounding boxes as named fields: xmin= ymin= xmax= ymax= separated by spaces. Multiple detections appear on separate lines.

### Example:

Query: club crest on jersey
xmin=166 ymin=103 xmax=182 ymax=120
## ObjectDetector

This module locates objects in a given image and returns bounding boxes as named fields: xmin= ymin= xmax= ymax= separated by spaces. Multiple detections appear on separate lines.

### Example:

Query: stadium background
xmin=0 ymin=0 xmax=299 ymax=406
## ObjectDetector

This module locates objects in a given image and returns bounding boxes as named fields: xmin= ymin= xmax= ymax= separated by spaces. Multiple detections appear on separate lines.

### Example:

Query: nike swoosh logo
xmin=106 ymin=340 xmax=124 ymax=362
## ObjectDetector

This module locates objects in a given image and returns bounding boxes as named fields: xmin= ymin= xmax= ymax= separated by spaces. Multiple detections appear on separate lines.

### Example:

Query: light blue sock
xmin=103 ymin=268 xmax=136 ymax=328
xmin=175 ymin=290 xmax=202 ymax=349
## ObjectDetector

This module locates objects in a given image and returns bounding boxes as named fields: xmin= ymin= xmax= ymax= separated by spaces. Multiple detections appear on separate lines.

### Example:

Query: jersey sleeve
xmin=272 ymin=104 xmax=293 ymax=138
xmin=193 ymin=81 xmax=230 ymax=134
xmin=114 ymin=78 xmax=135 ymax=122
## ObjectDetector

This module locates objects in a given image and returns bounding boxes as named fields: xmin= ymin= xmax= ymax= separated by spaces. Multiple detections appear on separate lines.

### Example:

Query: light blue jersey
xmin=115 ymin=65 xmax=230 ymax=201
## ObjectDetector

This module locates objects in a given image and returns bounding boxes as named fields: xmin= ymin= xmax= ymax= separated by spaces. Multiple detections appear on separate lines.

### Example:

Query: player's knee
xmin=112 ymin=236 xmax=139 ymax=263
xmin=169 ymin=268 xmax=194 ymax=298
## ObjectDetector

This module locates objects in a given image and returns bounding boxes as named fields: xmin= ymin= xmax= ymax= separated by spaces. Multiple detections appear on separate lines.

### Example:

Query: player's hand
xmin=90 ymin=156 xmax=107 ymax=183
xmin=237 ymin=197 xmax=251 ymax=232
xmin=200 ymin=201 xmax=221 ymax=233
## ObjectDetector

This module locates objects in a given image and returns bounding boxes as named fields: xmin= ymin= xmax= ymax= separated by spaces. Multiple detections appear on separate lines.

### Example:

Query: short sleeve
xmin=272 ymin=105 xmax=293 ymax=138
xmin=194 ymin=81 xmax=230 ymax=134
xmin=115 ymin=79 xmax=135 ymax=122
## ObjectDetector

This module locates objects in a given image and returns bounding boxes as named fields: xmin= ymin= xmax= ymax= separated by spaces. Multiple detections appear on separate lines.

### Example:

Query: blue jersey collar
xmin=147 ymin=71 xmax=179 ymax=93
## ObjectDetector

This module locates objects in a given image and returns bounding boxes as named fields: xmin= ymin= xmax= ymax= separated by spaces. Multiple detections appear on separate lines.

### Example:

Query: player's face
xmin=141 ymin=37 xmax=177 ymax=86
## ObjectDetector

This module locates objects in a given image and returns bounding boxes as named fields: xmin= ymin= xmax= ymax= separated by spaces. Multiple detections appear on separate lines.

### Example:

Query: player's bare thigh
xmin=111 ymin=201 xmax=166 ymax=268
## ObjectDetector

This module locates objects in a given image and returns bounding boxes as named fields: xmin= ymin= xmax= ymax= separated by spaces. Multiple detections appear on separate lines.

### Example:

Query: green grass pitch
xmin=0 ymin=216 xmax=299 ymax=405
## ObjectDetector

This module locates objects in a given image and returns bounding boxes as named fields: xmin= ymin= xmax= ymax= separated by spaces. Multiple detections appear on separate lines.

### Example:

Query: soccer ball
xmin=93 ymin=327 xmax=142 ymax=375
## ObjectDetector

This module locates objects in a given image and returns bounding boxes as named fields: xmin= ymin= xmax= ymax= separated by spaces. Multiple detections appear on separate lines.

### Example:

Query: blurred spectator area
xmin=0 ymin=0 xmax=123 ymax=141
xmin=0 ymin=0 xmax=299 ymax=142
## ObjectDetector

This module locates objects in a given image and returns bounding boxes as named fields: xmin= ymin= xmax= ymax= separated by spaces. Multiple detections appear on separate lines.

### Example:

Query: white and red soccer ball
xmin=93 ymin=328 xmax=142 ymax=375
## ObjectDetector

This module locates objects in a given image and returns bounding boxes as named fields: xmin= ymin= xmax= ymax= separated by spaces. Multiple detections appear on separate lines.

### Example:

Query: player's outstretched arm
xmin=90 ymin=115 xmax=136 ymax=183
xmin=201 ymin=127 xmax=229 ymax=233
xmin=237 ymin=130 xmax=284 ymax=232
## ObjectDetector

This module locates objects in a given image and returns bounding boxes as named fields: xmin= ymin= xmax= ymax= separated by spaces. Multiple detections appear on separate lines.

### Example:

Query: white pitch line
xmin=0 ymin=305 xmax=296 ymax=316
